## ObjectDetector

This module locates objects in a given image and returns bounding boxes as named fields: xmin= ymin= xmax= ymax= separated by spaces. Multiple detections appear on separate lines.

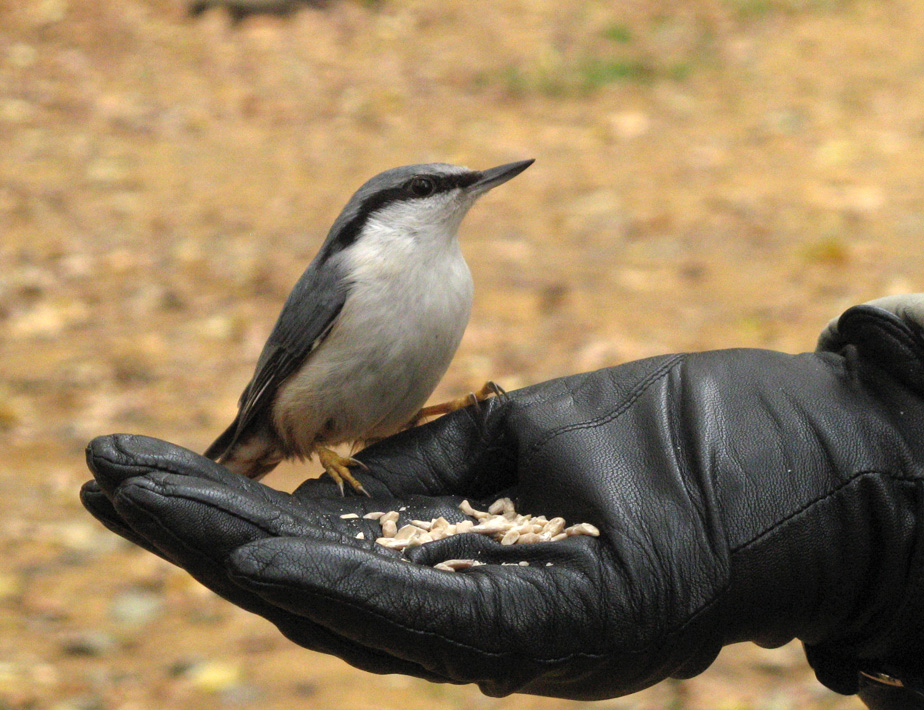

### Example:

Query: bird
xmin=205 ymin=159 xmax=534 ymax=495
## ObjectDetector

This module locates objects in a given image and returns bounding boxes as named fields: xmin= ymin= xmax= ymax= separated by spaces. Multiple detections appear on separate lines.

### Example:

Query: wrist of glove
xmin=81 ymin=301 xmax=924 ymax=701
xmin=809 ymin=294 xmax=924 ymax=701
xmin=817 ymin=293 xmax=924 ymax=395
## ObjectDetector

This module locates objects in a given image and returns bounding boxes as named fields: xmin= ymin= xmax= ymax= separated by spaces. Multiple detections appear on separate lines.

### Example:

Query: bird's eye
xmin=409 ymin=176 xmax=435 ymax=197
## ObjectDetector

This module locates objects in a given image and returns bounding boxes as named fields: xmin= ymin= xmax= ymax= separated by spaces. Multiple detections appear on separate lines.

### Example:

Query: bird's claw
xmin=484 ymin=380 xmax=508 ymax=402
xmin=316 ymin=447 xmax=370 ymax=497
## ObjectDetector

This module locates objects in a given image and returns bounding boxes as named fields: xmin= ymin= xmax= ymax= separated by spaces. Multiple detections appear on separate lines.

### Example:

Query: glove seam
xmin=97 ymin=440 xmax=304 ymax=511
xmin=729 ymin=468 xmax=918 ymax=555
xmin=520 ymin=354 xmax=685 ymax=469
xmin=667 ymin=470 xmax=922 ymax=656
xmin=94 ymin=444 xmax=237 ymax=488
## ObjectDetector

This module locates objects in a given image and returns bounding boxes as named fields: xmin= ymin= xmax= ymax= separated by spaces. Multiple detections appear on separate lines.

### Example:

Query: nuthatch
xmin=205 ymin=159 xmax=534 ymax=494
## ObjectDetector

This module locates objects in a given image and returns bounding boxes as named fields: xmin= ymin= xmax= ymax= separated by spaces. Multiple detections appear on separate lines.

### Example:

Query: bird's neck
xmin=353 ymin=218 xmax=466 ymax=275
xmin=342 ymin=220 xmax=473 ymax=315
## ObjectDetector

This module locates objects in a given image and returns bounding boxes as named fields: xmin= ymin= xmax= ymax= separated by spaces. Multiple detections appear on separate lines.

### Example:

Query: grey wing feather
xmin=205 ymin=256 xmax=349 ymax=460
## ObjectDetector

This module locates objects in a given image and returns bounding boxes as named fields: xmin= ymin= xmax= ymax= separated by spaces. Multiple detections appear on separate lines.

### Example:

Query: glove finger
xmin=111 ymin=473 xmax=363 ymax=558
xmin=226 ymin=536 xmax=607 ymax=694
xmin=86 ymin=433 xmax=270 ymax=497
xmin=86 ymin=432 xmax=501 ymax=528
xmin=859 ymin=293 xmax=924 ymax=324
xmin=86 ymin=435 xmax=461 ymax=680
xmin=80 ymin=480 xmax=168 ymax=560
xmin=87 ymin=434 xmax=381 ymax=534
xmin=336 ymin=396 xmax=519 ymax=500
xmin=106 ymin=477 xmax=445 ymax=679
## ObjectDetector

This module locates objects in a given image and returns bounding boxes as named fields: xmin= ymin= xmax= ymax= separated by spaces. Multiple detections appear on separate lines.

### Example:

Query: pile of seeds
xmin=359 ymin=497 xmax=600 ymax=571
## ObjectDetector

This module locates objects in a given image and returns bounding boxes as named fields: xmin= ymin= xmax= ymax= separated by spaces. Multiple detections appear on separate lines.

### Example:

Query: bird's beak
xmin=468 ymin=159 xmax=535 ymax=196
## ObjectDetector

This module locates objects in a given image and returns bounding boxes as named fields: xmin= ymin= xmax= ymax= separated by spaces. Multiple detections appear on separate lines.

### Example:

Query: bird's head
xmin=321 ymin=159 xmax=534 ymax=259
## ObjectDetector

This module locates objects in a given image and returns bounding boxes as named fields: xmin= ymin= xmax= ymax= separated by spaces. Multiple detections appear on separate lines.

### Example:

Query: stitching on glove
xmin=650 ymin=471 xmax=924 ymax=659
xmin=94 ymin=445 xmax=191 ymax=479
xmin=96 ymin=438 xmax=301 ymax=510
xmin=521 ymin=354 xmax=685 ymax=468
xmin=731 ymin=468 xmax=918 ymax=555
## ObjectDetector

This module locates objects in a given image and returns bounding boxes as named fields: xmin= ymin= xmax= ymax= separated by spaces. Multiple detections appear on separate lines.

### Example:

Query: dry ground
xmin=2 ymin=0 xmax=924 ymax=708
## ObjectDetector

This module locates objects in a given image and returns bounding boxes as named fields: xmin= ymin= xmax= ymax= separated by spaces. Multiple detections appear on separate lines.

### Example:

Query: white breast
xmin=273 ymin=213 xmax=474 ymax=454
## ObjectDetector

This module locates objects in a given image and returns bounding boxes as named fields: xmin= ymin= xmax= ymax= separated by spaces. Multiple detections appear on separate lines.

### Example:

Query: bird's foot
xmin=316 ymin=447 xmax=370 ymax=497
xmin=407 ymin=381 xmax=507 ymax=427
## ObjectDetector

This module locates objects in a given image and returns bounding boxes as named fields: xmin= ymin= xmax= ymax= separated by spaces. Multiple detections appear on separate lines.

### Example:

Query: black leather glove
xmin=82 ymin=304 xmax=924 ymax=702
xmin=810 ymin=294 xmax=924 ymax=709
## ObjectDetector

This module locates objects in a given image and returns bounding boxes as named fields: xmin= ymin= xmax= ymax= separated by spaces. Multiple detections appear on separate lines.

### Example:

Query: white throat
xmin=346 ymin=197 xmax=475 ymax=284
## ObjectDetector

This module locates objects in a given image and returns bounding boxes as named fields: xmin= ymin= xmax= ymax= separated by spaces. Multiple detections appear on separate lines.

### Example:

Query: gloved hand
xmin=810 ymin=293 xmax=924 ymax=707
xmin=82 ymin=304 xmax=924 ymax=702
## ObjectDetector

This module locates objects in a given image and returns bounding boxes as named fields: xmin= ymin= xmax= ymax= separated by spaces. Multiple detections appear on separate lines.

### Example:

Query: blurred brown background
xmin=2 ymin=0 xmax=923 ymax=707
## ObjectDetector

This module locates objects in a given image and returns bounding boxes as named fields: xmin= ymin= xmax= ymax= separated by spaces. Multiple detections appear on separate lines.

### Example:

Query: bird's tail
xmin=205 ymin=419 xmax=283 ymax=481
xmin=204 ymin=418 xmax=238 ymax=462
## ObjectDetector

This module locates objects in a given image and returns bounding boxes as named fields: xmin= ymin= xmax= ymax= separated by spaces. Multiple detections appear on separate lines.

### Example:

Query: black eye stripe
xmin=454 ymin=171 xmax=482 ymax=189
xmin=436 ymin=172 xmax=481 ymax=192
xmin=406 ymin=171 xmax=481 ymax=196
xmin=319 ymin=170 xmax=482 ymax=261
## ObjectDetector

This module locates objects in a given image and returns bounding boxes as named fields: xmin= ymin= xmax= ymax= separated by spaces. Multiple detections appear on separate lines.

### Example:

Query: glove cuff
xmin=803 ymin=644 xmax=861 ymax=695
xmin=805 ymin=642 xmax=924 ymax=702
xmin=817 ymin=303 xmax=924 ymax=395
xmin=803 ymin=474 xmax=924 ymax=698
